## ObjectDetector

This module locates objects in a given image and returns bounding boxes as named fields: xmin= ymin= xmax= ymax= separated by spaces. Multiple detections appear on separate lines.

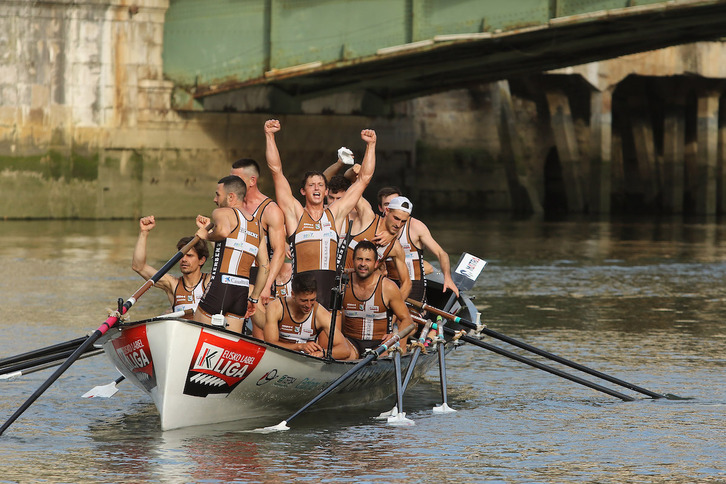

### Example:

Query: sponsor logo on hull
xmin=112 ymin=325 xmax=156 ymax=391
xmin=184 ymin=330 xmax=266 ymax=397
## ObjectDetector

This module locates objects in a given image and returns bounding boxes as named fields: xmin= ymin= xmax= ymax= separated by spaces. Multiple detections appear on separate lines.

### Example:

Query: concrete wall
xmin=0 ymin=0 xmax=415 ymax=219
xmin=3 ymin=0 xmax=726 ymax=218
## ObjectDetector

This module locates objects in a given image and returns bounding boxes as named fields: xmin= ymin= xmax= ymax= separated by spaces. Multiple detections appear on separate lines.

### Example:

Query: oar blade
xmin=81 ymin=381 xmax=119 ymax=399
xmin=250 ymin=421 xmax=290 ymax=433
xmin=386 ymin=407 xmax=415 ymax=426
xmin=433 ymin=402 xmax=457 ymax=414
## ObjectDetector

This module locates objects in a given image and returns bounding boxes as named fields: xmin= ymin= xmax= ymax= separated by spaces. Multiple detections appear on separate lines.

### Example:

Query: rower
xmin=342 ymin=241 xmax=414 ymax=358
xmin=264 ymin=119 xmax=377 ymax=309
xmin=193 ymin=175 xmax=270 ymax=333
xmin=131 ymin=215 xmax=210 ymax=319
xmin=230 ymin=158 xmax=286 ymax=309
xmin=264 ymin=272 xmax=354 ymax=360
xmin=377 ymin=187 xmax=459 ymax=303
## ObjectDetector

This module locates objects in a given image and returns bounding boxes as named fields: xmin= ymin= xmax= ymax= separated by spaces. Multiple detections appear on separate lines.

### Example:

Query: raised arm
xmin=264 ymin=119 xmax=301 ymax=233
xmin=322 ymin=159 xmax=345 ymax=181
xmin=132 ymin=215 xmax=175 ymax=299
xmin=410 ymin=218 xmax=459 ymax=297
xmin=329 ymin=129 xmax=376 ymax=224
xmin=195 ymin=209 xmax=234 ymax=242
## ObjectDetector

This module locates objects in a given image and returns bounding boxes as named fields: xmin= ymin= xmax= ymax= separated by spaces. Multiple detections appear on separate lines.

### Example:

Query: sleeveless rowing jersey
xmin=198 ymin=207 xmax=261 ymax=317
xmin=254 ymin=198 xmax=275 ymax=261
xmin=290 ymin=208 xmax=339 ymax=273
xmin=172 ymin=274 xmax=209 ymax=318
xmin=215 ymin=208 xmax=260 ymax=280
xmin=278 ymin=298 xmax=320 ymax=344
xmin=274 ymin=273 xmax=293 ymax=299
xmin=385 ymin=219 xmax=425 ymax=301
xmin=342 ymin=275 xmax=391 ymax=342
xmin=344 ymin=214 xmax=395 ymax=269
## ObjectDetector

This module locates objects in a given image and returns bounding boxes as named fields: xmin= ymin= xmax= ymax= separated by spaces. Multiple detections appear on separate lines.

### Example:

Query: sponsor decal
xmin=112 ymin=325 xmax=156 ymax=391
xmin=184 ymin=330 xmax=266 ymax=397
xmin=256 ymin=369 xmax=278 ymax=386
xmin=273 ymin=374 xmax=297 ymax=388
xmin=295 ymin=377 xmax=324 ymax=391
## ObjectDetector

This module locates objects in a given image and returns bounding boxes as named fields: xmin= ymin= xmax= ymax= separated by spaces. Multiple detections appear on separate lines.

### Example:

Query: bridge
xmin=164 ymin=0 xmax=726 ymax=114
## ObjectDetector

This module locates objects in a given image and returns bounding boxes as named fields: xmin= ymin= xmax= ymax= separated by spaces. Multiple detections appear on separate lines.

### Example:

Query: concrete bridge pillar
xmin=589 ymin=88 xmax=613 ymax=213
xmin=545 ymin=89 xmax=584 ymax=212
xmin=493 ymin=81 xmax=543 ymax=214
xmin=696 ymin=90 xmax=720 ymax=215
xmin=628 ymin=95 xmax=660 ymax=206
xmin=719 ymin=97 xmax=726 ymax=213
xmin=662 ymin=86 xmax=686 ymax=213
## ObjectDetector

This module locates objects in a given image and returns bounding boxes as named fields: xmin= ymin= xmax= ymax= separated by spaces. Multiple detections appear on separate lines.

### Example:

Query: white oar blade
xmin=433 ymin=402 xmax=457 ymax=414
xmin=386 ymin=411 xmax=415 ymax=426
xmin=375 ymin=406 xmax=397 ymax=420
xmin=245 ymin=421 xmax=290 ymax=433
xmin=0 ymin=371 xmax=21 ymax=381
xmin=82 ymin=381 xmax=119 ymax=398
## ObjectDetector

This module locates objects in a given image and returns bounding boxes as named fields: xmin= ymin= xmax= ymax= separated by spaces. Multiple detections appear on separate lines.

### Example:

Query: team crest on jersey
xmin=315 ymin=223 xmax=321 ymax=230
xmin=184 ymin=330 xmax=266 ymax=397
xmin=111 ymin=324 xmax=156 ymax=391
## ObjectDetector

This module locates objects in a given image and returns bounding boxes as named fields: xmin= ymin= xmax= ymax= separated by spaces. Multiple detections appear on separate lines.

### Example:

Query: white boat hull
xmin=99 ymin=318 xmax=444 ymax=430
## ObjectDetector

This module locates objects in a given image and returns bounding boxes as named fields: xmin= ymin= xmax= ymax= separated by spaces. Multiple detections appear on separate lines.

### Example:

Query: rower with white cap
xmin=377 ymin=187 xmax=460 ymax=303
xmin=342 ymin=189 xmax=413 ymax=300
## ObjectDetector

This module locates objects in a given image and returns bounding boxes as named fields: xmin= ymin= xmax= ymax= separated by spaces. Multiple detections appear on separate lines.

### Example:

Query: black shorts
xmin=300 ymin=269 xmax=337 ymax=310
xmin=346 ymin=337 xmax=382 ymax=358
xmin=197 ymin=273 xmax=250 ymax=318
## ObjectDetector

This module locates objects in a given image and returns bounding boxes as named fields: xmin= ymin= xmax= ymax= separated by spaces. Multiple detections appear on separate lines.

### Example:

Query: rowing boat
xmin=97 ymin=279 xmax=477 ymax=430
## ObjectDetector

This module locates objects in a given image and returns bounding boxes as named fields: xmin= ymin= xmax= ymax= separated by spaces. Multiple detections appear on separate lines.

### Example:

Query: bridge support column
xmin=628 ymin=95 xmax=660 ymax=206
xmin=696 ymin=91 xmax=719 ymax=215
xmin=663 ymin=91 xmax=686 ymax=213
xmin=546 ymin=89 xmax=584 ymax=212
xmin=492 ymin=81 xmax=543 ymax=214
xmin=719 ymin=98 xmax=726 ymax=213
xmin=589 ymin=88 xmax=612 ymax=213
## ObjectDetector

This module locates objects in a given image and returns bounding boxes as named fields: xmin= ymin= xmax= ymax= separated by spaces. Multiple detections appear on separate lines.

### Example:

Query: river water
xmin=0 ymin=216 xmax=725 ymax=483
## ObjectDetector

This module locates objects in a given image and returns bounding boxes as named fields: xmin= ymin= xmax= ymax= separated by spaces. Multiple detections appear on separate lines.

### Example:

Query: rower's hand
xmin=299 ymin=341 xmax=323 ymax=355
xmin=443 ymin=274 xmax=460 ymax=297
xmin=139 ymin=215 xmax=156 ymax=232
xmin=373 ymin=229 xmax=395 ymax=248
xmin=245 ymin=300 xmax=257 ymax=318
xmin=265 ymin=119 xmax=281 ymax=134
xmin=361 ymin=129 xmax=376 ymax=144
xmin=195 ymin=215 xmax=211 ymax=240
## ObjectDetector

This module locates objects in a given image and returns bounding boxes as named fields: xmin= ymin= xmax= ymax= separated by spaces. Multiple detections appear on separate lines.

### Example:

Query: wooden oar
xmin=0 ymin=336 xmax=89 ymax=369
xmin=408 ymin=298 xmax=669 ymax=400
xmin=0 ymin=225 xmax=212 ymax=436
xmin=261 ymin=324 xmax=417 ymax=432
xmin=0 ymin=350 xmax=104 ymax=381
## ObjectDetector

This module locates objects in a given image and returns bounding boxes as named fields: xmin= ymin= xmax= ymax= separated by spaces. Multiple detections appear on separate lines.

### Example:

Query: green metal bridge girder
xmin=163 ymin=0 xmax=726 ymax=111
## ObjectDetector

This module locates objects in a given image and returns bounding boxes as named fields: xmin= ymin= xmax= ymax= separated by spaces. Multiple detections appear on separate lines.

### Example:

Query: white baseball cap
xmin=387 ymin=196 xmax=413 ymax=214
